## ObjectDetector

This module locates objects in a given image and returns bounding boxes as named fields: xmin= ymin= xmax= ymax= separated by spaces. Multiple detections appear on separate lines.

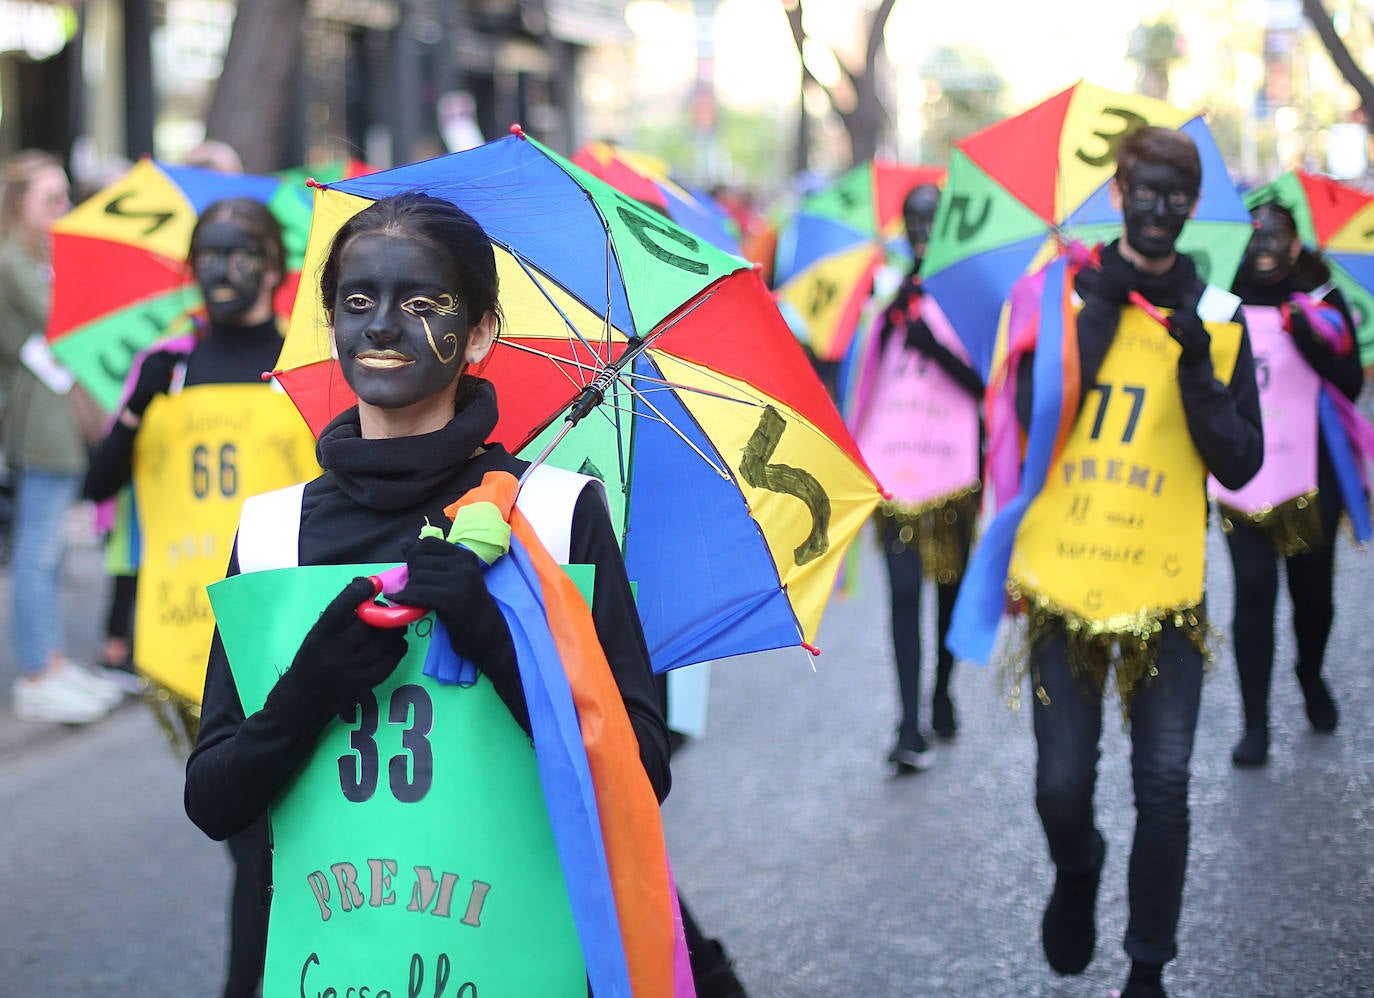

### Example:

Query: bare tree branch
xmin=1302 ymin=0 xmax=1374 ymax=122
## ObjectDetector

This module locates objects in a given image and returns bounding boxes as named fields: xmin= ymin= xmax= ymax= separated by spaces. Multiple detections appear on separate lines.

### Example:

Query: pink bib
xmin=1210 ymin=305 xmax=1320 ymax=514
xmin=852 ymin=297 xmax=980 ymax=508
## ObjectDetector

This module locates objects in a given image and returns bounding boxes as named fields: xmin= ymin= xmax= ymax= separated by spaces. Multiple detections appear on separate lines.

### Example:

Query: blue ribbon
xmin=1318 ymin=390 xmax=1372 ymax=543
xmin=948 ymin=258 xmax=1071 ymax=664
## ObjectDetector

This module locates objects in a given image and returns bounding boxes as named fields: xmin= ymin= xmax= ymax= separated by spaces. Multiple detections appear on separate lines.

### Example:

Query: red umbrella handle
xmin=356 ymin=575 xmax=427 ymax=628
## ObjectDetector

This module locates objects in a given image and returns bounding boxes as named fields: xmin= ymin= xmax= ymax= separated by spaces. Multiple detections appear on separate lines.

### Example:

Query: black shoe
xmin=931 ymin=693 xmax=958 ymax=739
xmin=691 ymin=938 xmax=748 ymax=998
xmin=1298 ymin=673 xmax=1338 ymax=732
xmin=1231 ymin=728 xmax=1269 ymax=767
xmin=1119 ymin=960 xmax=1166 ymax=997
xmin=887 ymin=731 xmax=933 ymax=773
xmin=1041 ymin=830 xmax=1105 ymax=975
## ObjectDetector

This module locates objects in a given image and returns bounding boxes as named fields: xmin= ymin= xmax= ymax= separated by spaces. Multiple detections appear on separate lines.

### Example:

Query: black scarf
xmin=316 ymin=377 xmax=501 ymax=512
xmin=1231 ymin=250 xmax=1332 ymax=307
xmin=1112 ymin=240 xmax=1201 ymax=309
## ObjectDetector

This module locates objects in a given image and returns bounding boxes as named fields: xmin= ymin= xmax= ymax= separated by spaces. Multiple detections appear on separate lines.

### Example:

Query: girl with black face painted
xmin=84 ymin=196 xmax=318 ymax=998
xmin=1222 ymin=201 xmax=1361 ymax=766
xmin=184 ymin=192 xmax=670 ymax=996
xmin=855 ymin=182 xmax=984 ymax=772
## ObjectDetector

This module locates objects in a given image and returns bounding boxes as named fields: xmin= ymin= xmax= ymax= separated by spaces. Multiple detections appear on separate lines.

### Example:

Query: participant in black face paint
xmin=84 ymin=197 xmax=319 ymax=998
xmin=853 ymin=181 xmax=983 ymax=772
xmin=185 ymin=192 xmax=670 ymax=996
xmin=1007 ymin=127 xmax=1263 ymax=998
xmin=1222 ymin=201 xmax=1361 ymax=767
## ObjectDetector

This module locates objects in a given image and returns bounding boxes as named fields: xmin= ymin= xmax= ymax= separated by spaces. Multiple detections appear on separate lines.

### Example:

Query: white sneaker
xmin=53 ymin=661 xmax=127 ymax=707
xmin=12 ymin=672 xmax=110 ymax=724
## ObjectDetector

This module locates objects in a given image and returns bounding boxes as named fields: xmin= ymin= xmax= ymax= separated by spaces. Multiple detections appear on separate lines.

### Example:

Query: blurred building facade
xmin=0 ymin=0 xmax=632 ymax=183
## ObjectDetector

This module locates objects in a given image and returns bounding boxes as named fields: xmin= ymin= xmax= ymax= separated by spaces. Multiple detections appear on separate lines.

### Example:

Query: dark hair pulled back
xmin=319 ymin=191 xmax=502 ymax=338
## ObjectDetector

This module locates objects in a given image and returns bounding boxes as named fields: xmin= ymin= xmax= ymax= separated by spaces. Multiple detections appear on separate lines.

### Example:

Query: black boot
xmin=1297 ymin=669 xmax=1338 ymax=732
xmin=1231 ymin=726 xmax=1269 ymax=767
xmin=1119 ymin=959 xmax=1166 ymax=997
xmin=1041 ymin=830 xmax=1105 ymax=975
xmin=691 ymin=938 xmax=748 ymax=998
xmin=931 ymin=692 xmax=958 ymax=739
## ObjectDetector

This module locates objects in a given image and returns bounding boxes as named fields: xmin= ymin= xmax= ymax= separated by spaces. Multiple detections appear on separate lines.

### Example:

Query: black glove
xmin=903 ymin=316 xmax=938 ymax=354
xmin=392 ymin=536 xmax=530 ymax=734
xmin=1167 ymin=305 xmax=1211 ymax=366
xmin=126 ymin=351 xmax=180 ymax=416
xmin=1075 ymin=249 xmax=1138 ymax=308
xmin=1286 ymin=302 xmax=1316 ymax=344
xmin=266 ymin=577 xmax=409 ymax=725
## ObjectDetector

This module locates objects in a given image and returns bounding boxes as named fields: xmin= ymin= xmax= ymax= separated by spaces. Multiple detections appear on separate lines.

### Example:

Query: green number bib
xmin=209 ymin=564 xmax=587 ymax=997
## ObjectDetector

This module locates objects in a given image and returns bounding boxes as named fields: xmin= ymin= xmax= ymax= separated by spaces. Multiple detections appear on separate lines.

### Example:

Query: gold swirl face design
xmin=401 ymin=293 xmax=464 ymax=363
xmin=331 ymin=233 xmax=474 ymax=411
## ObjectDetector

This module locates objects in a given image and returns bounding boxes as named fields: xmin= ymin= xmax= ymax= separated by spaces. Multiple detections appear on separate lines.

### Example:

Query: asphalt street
xmin=0 ymin=515 xmax=1371 ymax=997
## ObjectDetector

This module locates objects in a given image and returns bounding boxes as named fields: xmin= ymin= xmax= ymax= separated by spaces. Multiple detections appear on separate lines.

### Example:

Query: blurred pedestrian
xmin=1221 ymin=200 xmax=1364 ymax=765
xmin=955 ymin=126 xmax=1262 ymax=998
xmin=0 ymin=150 xmax=124 ymax=724
xmin=84 ymin=196 xmax=318 ymax=998
xmin=848 ymin=182 xmax=982 ymax=772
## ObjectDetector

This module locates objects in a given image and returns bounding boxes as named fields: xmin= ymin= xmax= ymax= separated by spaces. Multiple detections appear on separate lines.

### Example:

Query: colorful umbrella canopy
xmin=275 ymin=132 xmax=882 ymax=673
xmin=45 ymin=159 xmax=280 ymax=411
xmin=571 ymin=141 xmax=742 ymax=254
xmin=922 ymin=81 xmax=1252 ymax=379
xmin=263 ymin=158 xmax=373 ymax=314
xmin=1244 ymin=170 xmax=1374 ymax=364
xmin=773 ymin=160 xmax=944 ymax=362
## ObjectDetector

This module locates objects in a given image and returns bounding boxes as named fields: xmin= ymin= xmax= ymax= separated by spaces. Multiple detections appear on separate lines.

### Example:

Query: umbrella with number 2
xmin=274 ymin=128 xmax=883 ymax=674
xmin=774 ymin=160 xmax=943 ymax=362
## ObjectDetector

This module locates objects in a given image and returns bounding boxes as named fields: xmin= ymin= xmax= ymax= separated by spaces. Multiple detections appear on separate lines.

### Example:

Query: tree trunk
xmin=840 ymin=0 xmax=896 ymax=164
xmin=784 ymin=0 xmax=811 ymax=174
xmin=204 ymin=0 xmax=310 ymax=172
xmin=1302 ymin=0 xmax=1374 ymax=124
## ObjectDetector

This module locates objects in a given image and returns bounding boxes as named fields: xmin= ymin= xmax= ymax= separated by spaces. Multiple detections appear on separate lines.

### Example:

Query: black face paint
xmin=332 ymin=233 xmax=471 ymax=411
xmin=1120 ymin=161 xmax=1198 ymax=260
xmin=903 ymin=183 xmax=941 ymax=256
xmin=1239 ymin=206 xmax=1299 ymax=286
xmin=191 ymin=221 xmax=270 ymax=324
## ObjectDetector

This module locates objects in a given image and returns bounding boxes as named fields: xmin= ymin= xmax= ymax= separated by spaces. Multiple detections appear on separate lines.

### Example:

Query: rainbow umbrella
xmin=275 ymin=132 xmax=882 ymax=672
xmin=922 ymin=81 xmax=1252 ymax=379
xmin=45 ymin=159 xmax=280 ymax=411
xmin=773 ymin=161 xmax=943 ymax=362
xmin=1245 ymin=170 xmax=1374 ymax=364
xmin=571 ymin=140 xmax=741 ymax=254
xmin=266 ymin=159 xmax=372 ymax=310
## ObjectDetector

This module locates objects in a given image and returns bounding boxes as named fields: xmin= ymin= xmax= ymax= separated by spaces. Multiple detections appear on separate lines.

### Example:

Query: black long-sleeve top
xmin=878 ymin=269 xmax=984 ymax=400
xmin=1231 ymin=252 xmax=1364 ymax=402
xmin=1017 ymin=241 xmax=1264 ymax=491
xmin=185 ymin=380 xmax=670 ymax=842
xmin=83 ymin=317 xmax=284 ymax=502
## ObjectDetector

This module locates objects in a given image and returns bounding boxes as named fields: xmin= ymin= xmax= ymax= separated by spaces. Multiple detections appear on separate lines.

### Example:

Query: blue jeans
xmin=11 ymin=468 xmax=81 ymax=677
xmin=1032 ymin=623 xmax=1203 ymax=966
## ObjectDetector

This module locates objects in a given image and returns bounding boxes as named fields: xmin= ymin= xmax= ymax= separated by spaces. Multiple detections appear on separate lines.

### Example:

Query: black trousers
xmin=223 ymin=815 xmax=270 ymax=998
xmin=1032 ymin=623 xmax=1203 ymax=965
xmin=1224 ymin=484 xmax=1341 ymax=732
xmin=881 ymin=532 xmax=965 ymax=743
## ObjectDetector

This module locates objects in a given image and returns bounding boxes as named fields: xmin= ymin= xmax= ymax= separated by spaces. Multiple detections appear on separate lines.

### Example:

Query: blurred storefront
xmin=0 ymin=0 xmax=629 ymax=184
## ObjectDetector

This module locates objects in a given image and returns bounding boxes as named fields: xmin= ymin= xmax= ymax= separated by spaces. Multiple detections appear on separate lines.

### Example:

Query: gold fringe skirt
xmin=1217 ymin=491 xmax=1324 ymax=557
xmin=1000 ymin=584 xmax=1212 ymax=719
xmin=874 ymin=483 xmax=980 ymax=584
xmin=138 ymin=675 xmax=202 ymax=755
